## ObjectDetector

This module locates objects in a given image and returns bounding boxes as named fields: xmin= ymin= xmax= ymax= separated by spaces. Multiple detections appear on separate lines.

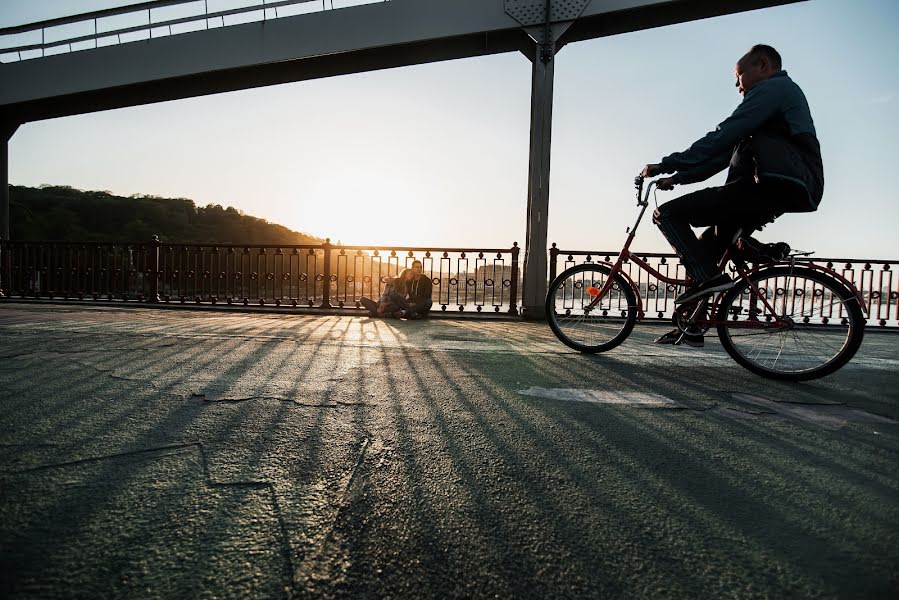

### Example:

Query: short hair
xmin=745 ymin=44 xmax=782 ymax=70
xmin=411 ymin=259 xmax=423 ymax=267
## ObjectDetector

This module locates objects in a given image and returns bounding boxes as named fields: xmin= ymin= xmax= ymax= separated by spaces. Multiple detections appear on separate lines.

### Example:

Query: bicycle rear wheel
xmin=545 ymin=263 xmax=638 ymax=353
xmin=716 ymin=266 xmax=865 ymax=381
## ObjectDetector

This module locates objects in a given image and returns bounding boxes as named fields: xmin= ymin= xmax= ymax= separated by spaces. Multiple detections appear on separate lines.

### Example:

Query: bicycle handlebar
xmin=634 ymin=173 xmax=655 ymax=206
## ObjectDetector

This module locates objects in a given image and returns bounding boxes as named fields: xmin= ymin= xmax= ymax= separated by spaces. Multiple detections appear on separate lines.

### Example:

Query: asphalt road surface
xmin=1 ymin=303 xmax=896 ymax=598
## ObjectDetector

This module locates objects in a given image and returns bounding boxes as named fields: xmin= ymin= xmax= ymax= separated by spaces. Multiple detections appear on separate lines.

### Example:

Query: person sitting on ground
xmin=359 ymin=268 xmax=412 ymax=318
xmin=359 ymin=260 xmax=433 ymax=319
xmin=394 ymin=259 xmax=433 ymax=319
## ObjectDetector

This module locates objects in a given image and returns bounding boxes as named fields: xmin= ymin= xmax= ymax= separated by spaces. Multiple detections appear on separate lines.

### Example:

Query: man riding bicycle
xmin=642 ymin=44 xmax=824 ymax=346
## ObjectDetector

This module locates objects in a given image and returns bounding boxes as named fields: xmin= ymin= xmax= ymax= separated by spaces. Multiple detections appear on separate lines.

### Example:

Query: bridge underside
xmin=0 ymin=0 xmax=804 ymax=317
xmin=0 ymin=0 xmax=801 ymax=123
xmin=0 ymin=29 xmax=531 ymax=124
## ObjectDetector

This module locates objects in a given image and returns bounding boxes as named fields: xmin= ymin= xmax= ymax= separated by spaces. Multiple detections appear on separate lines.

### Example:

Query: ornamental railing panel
xmin=329 ymin=245 xmax=519 ymax=315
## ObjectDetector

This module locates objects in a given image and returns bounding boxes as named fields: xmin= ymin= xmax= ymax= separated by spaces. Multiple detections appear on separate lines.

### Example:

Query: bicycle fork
xmin=584 ymin=264 xmax=622 ymax=311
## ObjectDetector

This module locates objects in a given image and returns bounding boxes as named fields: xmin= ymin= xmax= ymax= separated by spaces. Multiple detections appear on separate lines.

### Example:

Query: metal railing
xmin=550 ymin=244 xmax=899 ymax=328
xmin=0 ymin=238 xmax=520 ymax=315
xmin=0 ymin=0 xmax=390 ymax=63
xmin=3 ymin=237 xmax=894 ymax=325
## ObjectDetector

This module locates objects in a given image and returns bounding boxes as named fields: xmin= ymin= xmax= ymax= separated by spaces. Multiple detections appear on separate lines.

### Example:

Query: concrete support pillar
xmin=1 ymin=121 xmax=17 ymax=241
xmin=520 ymin=47 xmax=555 ymax=320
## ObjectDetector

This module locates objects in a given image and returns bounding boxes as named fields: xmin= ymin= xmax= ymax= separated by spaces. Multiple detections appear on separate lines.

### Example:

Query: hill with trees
xmin=8 ymin=185 xmax=324 ymax=245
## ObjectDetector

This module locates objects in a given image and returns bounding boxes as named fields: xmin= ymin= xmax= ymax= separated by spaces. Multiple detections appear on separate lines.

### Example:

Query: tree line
xmin=8 ymin=185 xmax=324 ymax=245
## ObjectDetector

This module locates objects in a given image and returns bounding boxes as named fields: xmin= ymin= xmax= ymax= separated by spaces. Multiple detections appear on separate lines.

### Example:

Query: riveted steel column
xmin=0 ymin=121 xmax=17 ymax=300
xmin=0 ymin=122 xmax=16 ymax=240
xmin=520 ymin=45 xmax=554 ymax=320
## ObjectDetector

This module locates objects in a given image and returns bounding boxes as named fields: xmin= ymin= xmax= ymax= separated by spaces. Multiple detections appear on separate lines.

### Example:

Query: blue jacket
xmin=660 ymin=71 xmax=824 ymax=210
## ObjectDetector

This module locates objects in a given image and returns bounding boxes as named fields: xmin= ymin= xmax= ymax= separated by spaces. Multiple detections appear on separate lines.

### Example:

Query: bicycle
xmin=545 ymin=175 xmax=866 ymax=381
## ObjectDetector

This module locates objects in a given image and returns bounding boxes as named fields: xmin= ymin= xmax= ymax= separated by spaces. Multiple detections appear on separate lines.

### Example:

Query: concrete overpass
xmin=0 ymin=0 xmax=803 ymax=317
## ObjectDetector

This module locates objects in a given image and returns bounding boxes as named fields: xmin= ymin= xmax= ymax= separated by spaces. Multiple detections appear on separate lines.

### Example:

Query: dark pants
xmin=389 ymin=292 xmax=433 ymax=316
xmin=654 ymin=179 xmax=808 ymax=281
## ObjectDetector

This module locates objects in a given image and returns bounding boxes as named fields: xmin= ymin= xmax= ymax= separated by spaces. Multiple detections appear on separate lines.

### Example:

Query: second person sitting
xmin=396 ymin=259 xmax=433 ymax=319
xmin=359 ymin=260 xmax=433 ymax=319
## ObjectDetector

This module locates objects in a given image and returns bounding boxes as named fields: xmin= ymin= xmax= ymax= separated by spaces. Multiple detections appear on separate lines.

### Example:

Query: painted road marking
xmin=518 ymin=387 xmax=677 ymax=407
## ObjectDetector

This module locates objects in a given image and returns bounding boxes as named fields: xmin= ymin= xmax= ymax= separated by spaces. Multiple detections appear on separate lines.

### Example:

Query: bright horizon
xmin=3 ymin=0 xmax=898 ymax=258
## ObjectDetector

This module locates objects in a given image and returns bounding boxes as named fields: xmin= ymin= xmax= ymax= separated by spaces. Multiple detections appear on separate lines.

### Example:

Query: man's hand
xmin=642 ymin=164 xmax=674 ymax=189
xmin=642 ymin=163 xmax=664 ymax=177
xmin=656 ymin=177 xmax=675 ymax=191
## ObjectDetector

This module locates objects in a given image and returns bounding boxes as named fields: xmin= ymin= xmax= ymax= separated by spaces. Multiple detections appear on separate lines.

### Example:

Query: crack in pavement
xmin=512 ymin=388 xmax=897 ymax=431
xmin=0 ymin=442 xmax=59 ymax=446
xmin=296 ymin=435 xmax=373 ymax=591
xmin=188 ymin=393 xmax=367 ymax=407
xmin=0 ymin=352 xmax=167 ymax=383
xmin=2 ymin=440 xmax=297 ymax=593
xmin=726 ymin=393 xmax=898 ymax=430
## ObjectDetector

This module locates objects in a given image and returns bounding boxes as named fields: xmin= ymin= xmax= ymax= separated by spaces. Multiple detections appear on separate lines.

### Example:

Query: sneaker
xmin=393 ymin=310 xmax=407 ymax=319
xmin=359 ymin=297 xmax=378 ymax=316
xmin=654 ymin=329 xmax=705 ymax=348
xmin=674 ymin=273 xmax=734 ymax=305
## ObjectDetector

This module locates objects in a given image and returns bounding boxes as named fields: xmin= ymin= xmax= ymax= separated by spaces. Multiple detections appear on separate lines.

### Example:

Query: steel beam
xmin=0 ymin=0 xmax=520 ymax=118
xmin=0 ymin=0 xmax=805 ymax=123
xmin=0 ymin=31 xmax=532 ymax=125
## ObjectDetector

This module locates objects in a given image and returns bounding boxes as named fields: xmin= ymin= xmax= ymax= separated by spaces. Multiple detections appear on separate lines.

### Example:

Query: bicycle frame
xmin=582 ymin=176 xmax=864 ymax=328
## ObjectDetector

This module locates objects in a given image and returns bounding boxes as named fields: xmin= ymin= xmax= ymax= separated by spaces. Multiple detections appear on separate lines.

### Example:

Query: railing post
xmin=148 ymin=235 xmax=161 ymax=303
xmin=320 ymin=238 xmax=332 ymax=309
xmin=508 ymin=242 xmax=519 ymax=315
xmin=549 ymin=242 xmax=558 ymax=283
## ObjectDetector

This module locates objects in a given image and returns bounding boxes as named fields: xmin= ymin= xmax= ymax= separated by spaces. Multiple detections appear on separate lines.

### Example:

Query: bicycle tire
xmin=716 ymin=266 xmax=865 ymax=381
xmin=545 ymin=263 xmax=638 ymax=353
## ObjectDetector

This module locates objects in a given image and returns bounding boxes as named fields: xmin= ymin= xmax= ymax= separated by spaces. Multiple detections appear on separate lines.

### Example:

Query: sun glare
xmin=278 ymin=170 xmax=442 ymax=248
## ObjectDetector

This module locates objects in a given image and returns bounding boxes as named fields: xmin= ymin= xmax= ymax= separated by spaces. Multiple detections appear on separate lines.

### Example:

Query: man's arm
xmin=643 ymin=150 xmax=729 ymax=188
xmin=660 ymin=79 xmax=784 ymax=172
xmin=670 ymin=151 xmax=732 ymax=185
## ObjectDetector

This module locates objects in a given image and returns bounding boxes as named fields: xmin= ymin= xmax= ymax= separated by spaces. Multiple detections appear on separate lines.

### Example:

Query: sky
xmin=1 ymin=0 xmax=898 ymax=259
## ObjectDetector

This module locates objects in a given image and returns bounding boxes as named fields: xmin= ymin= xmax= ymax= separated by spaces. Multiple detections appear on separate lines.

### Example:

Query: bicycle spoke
xmin=745 ymin=330 xmax=783 ymax=364
xmin=800 ymin=329 xmax=843 ymax=365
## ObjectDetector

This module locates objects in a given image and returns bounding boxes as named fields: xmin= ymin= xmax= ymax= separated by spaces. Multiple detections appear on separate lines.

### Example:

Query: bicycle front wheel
xmin=545 ymin=263 xmax=638 ymax=353
xmin=716 ymin=266 xmax=865 ymax=381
